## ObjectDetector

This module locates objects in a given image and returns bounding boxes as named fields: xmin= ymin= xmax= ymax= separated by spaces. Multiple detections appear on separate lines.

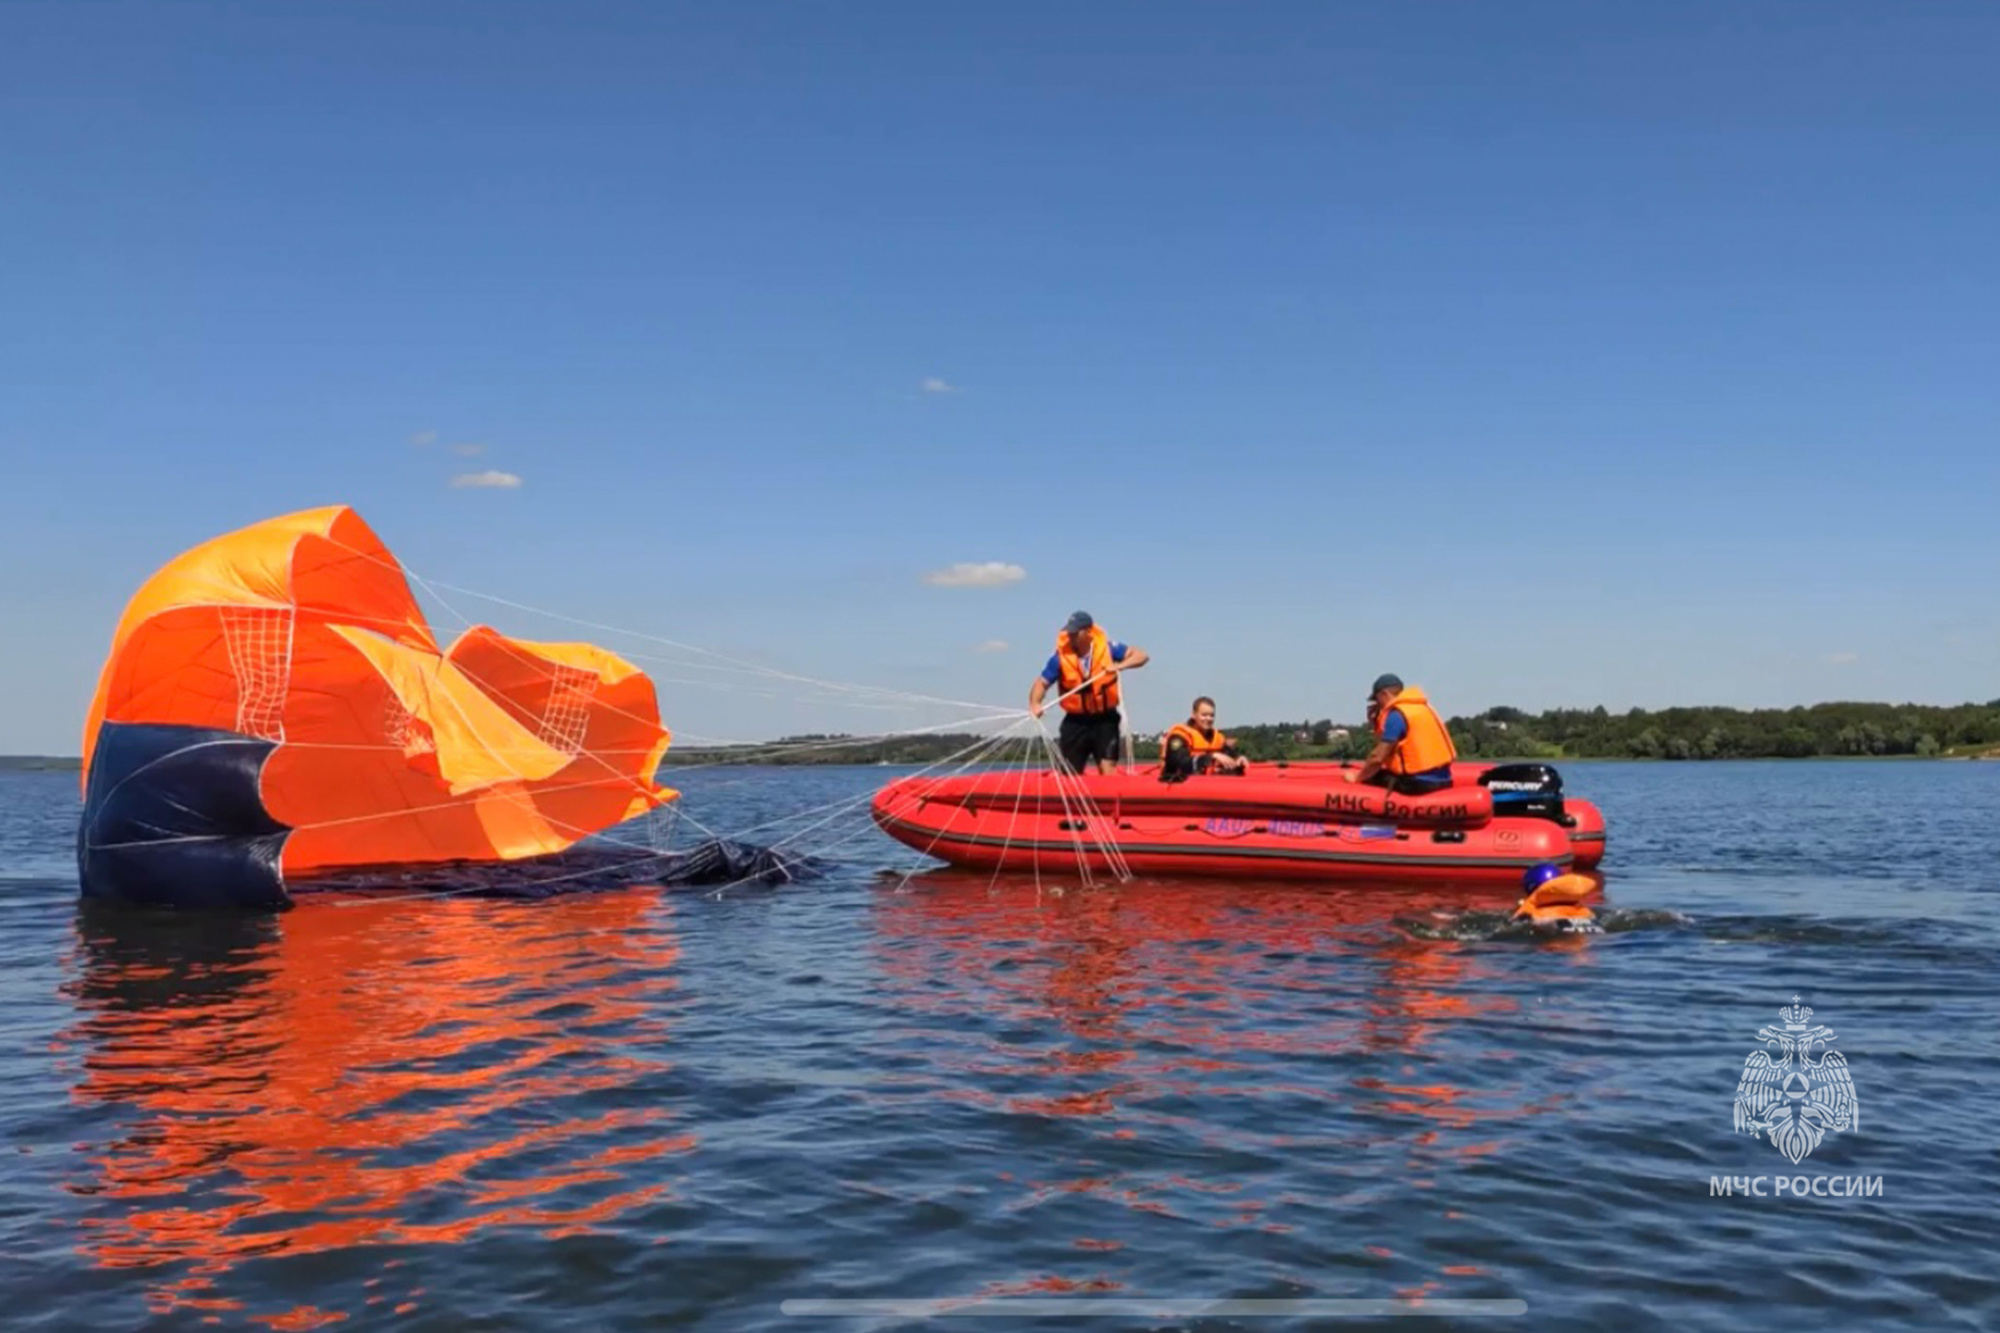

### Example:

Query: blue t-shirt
xmin=1041 ymin=641 xmax=1128 ymax=686
xmin=1381 ymin=707 xmax=1452 ymax=785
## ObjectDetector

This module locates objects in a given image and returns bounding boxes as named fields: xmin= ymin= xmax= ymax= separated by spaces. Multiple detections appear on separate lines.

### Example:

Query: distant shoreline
xmin=13 ymin=698 xmax=2000 ymax=770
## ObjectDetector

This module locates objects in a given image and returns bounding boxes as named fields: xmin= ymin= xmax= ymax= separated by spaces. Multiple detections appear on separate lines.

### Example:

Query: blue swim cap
xmin=1521 ymin=862 xmax=1562 ymax=892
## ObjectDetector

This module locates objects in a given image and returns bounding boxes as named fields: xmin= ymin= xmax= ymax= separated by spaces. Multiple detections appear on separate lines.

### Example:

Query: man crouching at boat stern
xmin=1344 ymin=673 xmax=1457 ymax=794
xmin=1028 ymin=611 xmax=1149 ymax=774
xmin=1160 ymin=696 xmax=1247 ymax=781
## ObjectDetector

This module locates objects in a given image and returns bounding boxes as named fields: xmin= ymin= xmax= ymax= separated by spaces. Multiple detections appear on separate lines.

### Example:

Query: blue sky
xmin=3 ymin=1 xmax=1996 ymax=754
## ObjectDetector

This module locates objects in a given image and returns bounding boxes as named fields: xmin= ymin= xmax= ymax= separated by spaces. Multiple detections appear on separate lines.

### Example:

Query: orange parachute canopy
xmin=81 ymin=505 xmax=675 ymax=882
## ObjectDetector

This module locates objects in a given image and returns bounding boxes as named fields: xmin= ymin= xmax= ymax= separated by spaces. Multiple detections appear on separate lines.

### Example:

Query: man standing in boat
xmin=1344 ymin=673 xmax=1458 ymax=793
xmin=1028 ymin=611 xmax=1150 ymax=774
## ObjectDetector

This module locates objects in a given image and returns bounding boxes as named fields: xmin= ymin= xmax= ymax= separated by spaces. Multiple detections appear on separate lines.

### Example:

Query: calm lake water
xmin=2 ymin=761 xmax=1995 ymax=1331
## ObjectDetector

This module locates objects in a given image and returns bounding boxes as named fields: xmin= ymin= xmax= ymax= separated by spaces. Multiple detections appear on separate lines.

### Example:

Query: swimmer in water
xmin=1509 ymin=863 xmax=1603 ymax=935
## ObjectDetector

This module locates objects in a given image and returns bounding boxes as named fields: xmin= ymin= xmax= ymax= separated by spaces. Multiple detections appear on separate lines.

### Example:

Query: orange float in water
xmin=1511 ymin=870 xmax=1604 ymax=930
xmin=78 ymin=506 xmax=680 ymax=908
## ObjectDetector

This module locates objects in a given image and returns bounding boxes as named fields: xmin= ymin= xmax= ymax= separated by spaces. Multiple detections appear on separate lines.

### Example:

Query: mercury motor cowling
xmin=1477 ymin=762 xmax=1566 ymax=822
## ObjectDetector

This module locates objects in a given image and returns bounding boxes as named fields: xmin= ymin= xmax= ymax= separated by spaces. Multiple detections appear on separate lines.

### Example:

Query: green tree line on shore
xmin=14 ymin=700 xmax=1997 ymax=770
xmin=653 ymin=699 xmax=2000 ymax=767
xmin=1220 ymin=699 xmax=2000 ymax=762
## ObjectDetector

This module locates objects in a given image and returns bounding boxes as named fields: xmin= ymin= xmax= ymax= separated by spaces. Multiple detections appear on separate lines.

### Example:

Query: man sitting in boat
xmin=1028 ymin=611 xmax=1150 ymax=774
xmin=1159 ymin=696 xmax=1247 ymax=781
xmin=1343 ymin=673 xmax=1458 ymax=794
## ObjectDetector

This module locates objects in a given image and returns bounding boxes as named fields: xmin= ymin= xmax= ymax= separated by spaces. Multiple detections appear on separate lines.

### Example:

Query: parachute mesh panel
xmin=536 ymin=663 xmax=598 ymax=758
xmin=220 ymin=606 xmax=293 ymax=743
xmin=384 ymin=695 xmax=435 ymax=758
xmin=645 ymin=802 xmax=680 ymax=856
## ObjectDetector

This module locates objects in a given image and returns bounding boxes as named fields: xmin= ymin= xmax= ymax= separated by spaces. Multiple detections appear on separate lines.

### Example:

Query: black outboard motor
xmin=1478 ymin=762 xmax=1566 ymax=822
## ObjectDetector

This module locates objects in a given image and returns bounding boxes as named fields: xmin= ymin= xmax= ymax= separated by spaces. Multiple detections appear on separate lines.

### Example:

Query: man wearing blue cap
xmin=1345 ymin=673 xmax=1458 ymax=793
xmin=1028 ymin=611 xmax=1150 ymax=774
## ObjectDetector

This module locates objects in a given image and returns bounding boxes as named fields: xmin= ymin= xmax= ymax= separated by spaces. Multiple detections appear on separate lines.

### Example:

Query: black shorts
xmin=1057 ymin=711 xmax=1123 ymax=771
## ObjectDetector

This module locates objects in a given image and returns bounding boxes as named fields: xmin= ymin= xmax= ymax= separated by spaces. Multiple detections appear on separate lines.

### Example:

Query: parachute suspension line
xmin=390 ymin=544 xmax=1045 ymax=876
xmin=399 ymin=565 xmax=647 ymax=769
xmin=312 ymin=700 xmax=1042 ymax=901
xmin=98 ymin=708 xmax=1030 ymax=852
xmin=870 ymin=724 xmax=1045 ymax=894
xmin=1021 ymin=734 xmax=1044 ymax=901
xmin=1030 ymin=711 xmax=1134 ymax=888
xmin=276 ymin=544 xmax=1030 ymax=767
xmin=944 ymin=729 xmax=1045 ymax=900
xmin=152 ymin=528 xmax=1125 ymax=895
xmin=1046 ymin=660 xmax=1140 ymax=883
xmin=219 ymin=605 xmax=293 ymax=743
xmin=645 ymin=707 xmax=1025 ymax=773
xmin=1118 ymin=670 xmax=1135 ymax=771
xmin=708 ymin=722 xmax=1037 ymax=900
xmin=332 ymin=536 xmax=1090 ymax=911
xmin=319 ymin=529 xmax=1010 ymax=717
xmin=1037 ymin=725 xmax=1097 ymax=889
xmin=712 ymin=720 xmax=1032 ymax=863
xmin=137 ymin=565 xmax=646 ymax=777
xmin=1054 ymin=734 xmax=1133 ymax=885
xmin=648 ymin=722 xmax=1031 ymax=902
xmin=102 ymin=602 xmax=1079 ymax=887
xmin=1014 ymin=668 xmax=1142 ymax=892
xmin=959 ymin=731 xmax=1036 ymax=899
xmin=714 ymin=717 xmax=1034 ymax=852
xmin=407 ymin=574 xmax=1004 ymax=714
xmin=229 ymin=708 xmax=1026 ymax=764
xmin=395 ymin=570 xmax=682 ymax=875
xmin=1026 ymin=720 xmax=1095 ymax=888
xmin=395 ymin=565 xmax=1042 ymax=882
xmin=394 ymin=558 xmax=1072 ymax=889
xmin=254 ymin=725 xmax=1100 ymax=905
xmin=309 ymin=564 xmax=669 ymax=873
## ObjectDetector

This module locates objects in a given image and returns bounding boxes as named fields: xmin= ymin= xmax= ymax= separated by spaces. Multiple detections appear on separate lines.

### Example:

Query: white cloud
xmin=1826 ymin=651 xmax=1859 ymax=665
xmin=921 ymin=377 xmax=960 ymax=394
xmin=975 ymin=639 xmax=1010 ymax=654
xmin=452 ymin=442 xmax=486 ymax=456
xmin=410 ymin=430 xmax=438 ymax=446
xmin=923 ymin=561 xmax=1025 ymax=588
xmin=451 ymin=470 xmax=523 ymax=489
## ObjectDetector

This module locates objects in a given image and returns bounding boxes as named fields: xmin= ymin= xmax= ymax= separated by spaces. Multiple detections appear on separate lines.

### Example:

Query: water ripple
xmin=0 ymin=762 xmax=1995 ymax=1330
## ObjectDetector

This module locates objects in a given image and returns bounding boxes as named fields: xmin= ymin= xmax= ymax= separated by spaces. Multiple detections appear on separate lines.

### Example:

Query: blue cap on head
xmin=1521 ymin=862 xmax=1562 ymax=892
xmin=1064 ymin=611 xmax=1094 ymax=633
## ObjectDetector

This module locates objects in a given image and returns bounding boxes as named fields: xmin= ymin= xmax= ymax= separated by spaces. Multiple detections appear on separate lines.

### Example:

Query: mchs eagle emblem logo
xmin=1733 ymin=995 xmax=1860 ymax=1164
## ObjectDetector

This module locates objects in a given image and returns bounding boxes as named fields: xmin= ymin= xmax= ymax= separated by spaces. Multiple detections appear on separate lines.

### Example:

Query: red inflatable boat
xmin=870 ymin=760 xmax=1605 ymax=887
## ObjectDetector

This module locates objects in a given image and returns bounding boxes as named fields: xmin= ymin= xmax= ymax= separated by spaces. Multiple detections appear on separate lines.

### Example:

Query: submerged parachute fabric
xmin=78 ymin=506 xmax=677 ymax=906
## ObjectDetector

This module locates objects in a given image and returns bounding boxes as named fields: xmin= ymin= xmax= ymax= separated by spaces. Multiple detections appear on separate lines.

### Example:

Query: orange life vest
xmin=1512 ymin=872 xmax=1600 ymax=927
xmin=1371 ymin=685 xmax=1457 ymax=774
xmin=1165 ymin=722 xmax=1228 ymax=756
xmin=1056 ymin=627 xmax=1121 ymax=715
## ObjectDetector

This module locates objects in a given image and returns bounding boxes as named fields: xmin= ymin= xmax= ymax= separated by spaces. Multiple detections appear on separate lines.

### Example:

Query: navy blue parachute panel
xmin=78 ymin=723 xmax=291 ymax=910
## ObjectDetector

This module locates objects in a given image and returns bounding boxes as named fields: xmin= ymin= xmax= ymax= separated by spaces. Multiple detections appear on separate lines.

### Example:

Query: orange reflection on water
xmin=59 ymin=889 xmax=685 ymax=1319
xmin=873 ymin=872 xmax=1527 ymax=1113
xmin=869 ymin=873 xmax=1556 ymax=1282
